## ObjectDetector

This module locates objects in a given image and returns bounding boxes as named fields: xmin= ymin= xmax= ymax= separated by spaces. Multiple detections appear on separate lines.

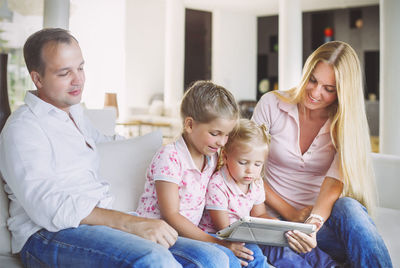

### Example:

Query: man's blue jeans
xmin=317 ymin=197 xmax=393 ymax=268
xmin=20 ymin=225 xmax=233 ymax=267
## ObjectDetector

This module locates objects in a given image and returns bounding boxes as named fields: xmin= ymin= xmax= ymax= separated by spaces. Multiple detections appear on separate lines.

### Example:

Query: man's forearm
xmin=80 ymin=207 xmax=133 ymax=232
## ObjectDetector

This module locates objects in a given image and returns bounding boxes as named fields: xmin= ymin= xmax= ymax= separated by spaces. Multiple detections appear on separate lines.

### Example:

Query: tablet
xmin=216 ymin=216 xmax=316 ymax=247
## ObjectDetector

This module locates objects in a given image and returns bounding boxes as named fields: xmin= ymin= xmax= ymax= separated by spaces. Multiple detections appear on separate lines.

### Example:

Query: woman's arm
xmin=285 ymin=177 xmax=343 ymax=253
xmin=306 ymin=177 xmax=343 ymax=230
xmin=264 ymin=183 xmax=312 ymax=222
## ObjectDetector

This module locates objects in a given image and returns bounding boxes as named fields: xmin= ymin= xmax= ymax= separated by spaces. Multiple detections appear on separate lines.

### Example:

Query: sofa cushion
xmin=97 ymin=131 xmax=163 ymax=212
xmin=0 ymin=254 xmax=23 ymax=268
xmin=371 ymin=153 xmax=400 ymax=210
xmin=0 ymin=174 xmax=12 ymax=255
xmin=375 ymin=207 xmax=400 ymax=268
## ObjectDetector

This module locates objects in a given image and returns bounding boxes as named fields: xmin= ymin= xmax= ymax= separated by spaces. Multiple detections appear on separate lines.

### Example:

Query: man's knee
xmin=135 ymin=244 xmax=181 ymax=268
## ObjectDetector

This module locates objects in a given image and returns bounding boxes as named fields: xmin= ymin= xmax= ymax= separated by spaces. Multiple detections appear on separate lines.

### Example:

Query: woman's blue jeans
xmin=20 ymin=225 xmax=233 ymax=268
xmin=317 ymin=197 xmax=393 ymax=268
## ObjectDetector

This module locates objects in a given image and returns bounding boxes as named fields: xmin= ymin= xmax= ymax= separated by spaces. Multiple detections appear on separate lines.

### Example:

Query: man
xmin=0 ymin=28 xmax=229 ymax=267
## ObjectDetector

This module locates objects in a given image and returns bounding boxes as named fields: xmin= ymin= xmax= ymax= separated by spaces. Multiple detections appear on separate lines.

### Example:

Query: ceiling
xmin=5 ymin=0 xmax=379 ymax=17
xmin=185 ymin=0 xmax=379 ymax=16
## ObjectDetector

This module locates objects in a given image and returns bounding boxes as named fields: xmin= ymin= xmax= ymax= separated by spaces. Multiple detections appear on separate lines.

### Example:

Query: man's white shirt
xmin=0 ymin=91 xmax=122 ymax=253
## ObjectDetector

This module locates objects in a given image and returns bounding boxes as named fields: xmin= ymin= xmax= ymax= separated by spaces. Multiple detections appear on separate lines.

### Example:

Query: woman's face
xmin=303 ymin=61 xmax=337 ymax=111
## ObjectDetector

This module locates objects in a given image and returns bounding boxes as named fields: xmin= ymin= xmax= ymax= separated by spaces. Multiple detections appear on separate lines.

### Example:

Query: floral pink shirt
xmin=199 ymin=166 xmax=265 ymax=233
xmin=136 ymin=136 xmax=217 ymax=226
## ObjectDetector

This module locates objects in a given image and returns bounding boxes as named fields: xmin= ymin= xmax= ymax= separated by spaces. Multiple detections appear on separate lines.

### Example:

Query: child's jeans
xmin=210 ymin=234 xmax=270 ymax=268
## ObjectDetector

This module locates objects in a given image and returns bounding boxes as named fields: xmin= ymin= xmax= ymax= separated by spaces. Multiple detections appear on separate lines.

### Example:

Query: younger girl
xmin=136 ymin=81 xmax=261 ymax=267
xmin=199 ymin=119 xmax=339 ymax=268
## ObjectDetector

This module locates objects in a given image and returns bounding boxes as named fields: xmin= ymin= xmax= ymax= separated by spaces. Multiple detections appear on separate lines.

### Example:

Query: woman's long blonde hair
xmin=275 ymin=41 xmax=376 ymax=215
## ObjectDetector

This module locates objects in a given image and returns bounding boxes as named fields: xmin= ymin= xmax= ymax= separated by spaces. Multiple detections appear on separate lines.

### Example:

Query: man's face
xmin=32 ymin=40 xmax=85 ymax=113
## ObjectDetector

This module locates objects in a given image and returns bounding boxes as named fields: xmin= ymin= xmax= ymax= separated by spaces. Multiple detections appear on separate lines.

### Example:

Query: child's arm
xmin=157 ymin=181 xmax=254 ymax=266
xmin=264 ymin=182 xmax=312 ymax=222
xmin=208 ymin=209 xmax=256 ymax=266
xmin=208 ymin=209 xmax=230 ymax=230
xmin=250 ymin=203 xmax=278 ymax=220
xmin=156 ymin=181 xmax=217 ymax=242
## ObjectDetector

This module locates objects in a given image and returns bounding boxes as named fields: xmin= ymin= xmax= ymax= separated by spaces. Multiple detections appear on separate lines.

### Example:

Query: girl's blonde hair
xmin=181 ymin=80 xmax=239 ymax=124
xmin=275 ymin=41 xmax=376 ymax=215
xmin=218 ymin=119 xmax=270 ymax=170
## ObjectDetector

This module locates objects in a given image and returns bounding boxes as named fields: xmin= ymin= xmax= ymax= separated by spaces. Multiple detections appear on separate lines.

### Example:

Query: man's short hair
xmin=23 ymin=28 xmax=78 ymax=75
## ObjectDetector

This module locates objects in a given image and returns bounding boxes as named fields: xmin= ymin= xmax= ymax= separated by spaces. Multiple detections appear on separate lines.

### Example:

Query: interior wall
xmin=302 ymin=5 xmax=379 ymax=69
xmin=212 ymin=9 xmax=257 ymax=102
xmin=69 ymin=0 xmax=126 ymax=112
xmin=125 ymin=0 xmax=166 ymax=110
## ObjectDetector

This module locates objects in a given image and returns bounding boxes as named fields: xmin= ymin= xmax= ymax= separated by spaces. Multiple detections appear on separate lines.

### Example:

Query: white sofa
xmin=1 ymin=131 xmax=399 ymax=267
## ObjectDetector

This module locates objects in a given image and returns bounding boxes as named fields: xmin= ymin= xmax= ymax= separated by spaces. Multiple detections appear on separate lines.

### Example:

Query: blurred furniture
xmin=117 ymin=119 xmax=173 ymax=137
xmin=365 ymin=100 xmax=379 ymax=136
xmin=121 ymin=94 xmax=181 ymax=139
xmin=104 ymin=92 xmax=119 ymax=118
xmin=238 ymin=100 xmax=257 ymax=119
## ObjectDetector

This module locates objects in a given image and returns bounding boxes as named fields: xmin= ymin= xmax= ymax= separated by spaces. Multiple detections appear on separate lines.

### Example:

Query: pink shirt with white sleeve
xmin=251 ymin=91 xmax=341 ymax=216
xmin=136 ymin=136 xmax=217 ymax=226
xmin=199 ymin=166 xmax=265 ymax=233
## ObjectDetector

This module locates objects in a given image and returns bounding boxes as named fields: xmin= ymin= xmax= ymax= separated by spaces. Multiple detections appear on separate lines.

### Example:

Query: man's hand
xmin=125 ymin=217 xmax=178 ymax=248
xmin=81 ymin=207 xmax=178 ymax=248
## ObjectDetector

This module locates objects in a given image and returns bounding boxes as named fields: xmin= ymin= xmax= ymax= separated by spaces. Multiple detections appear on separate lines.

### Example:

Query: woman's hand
xmin=285 ymin=230 xmax=317 ymax=253
xmin=288 ymin=205 xmax=313 ymax=222
xmin=220 ymin=240 xmax=254 ymax=267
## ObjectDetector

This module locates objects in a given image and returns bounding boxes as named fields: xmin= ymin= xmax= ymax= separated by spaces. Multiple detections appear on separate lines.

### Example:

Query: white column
xmin=380 ymin=0 xmax=400 ymax=156
xmin=43 ymin=0 xmax=70 ymax=29
xmin=163 ymin=0 xmax=185 ymax=116
xmin=278 ymin=0 xmax=302 ymax=91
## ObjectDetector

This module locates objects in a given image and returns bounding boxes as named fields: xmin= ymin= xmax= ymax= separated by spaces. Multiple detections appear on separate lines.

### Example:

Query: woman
xmin=252 ymin=41 xmax=392 ymax=267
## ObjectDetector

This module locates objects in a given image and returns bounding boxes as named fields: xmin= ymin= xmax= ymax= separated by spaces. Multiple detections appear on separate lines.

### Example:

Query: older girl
xmin=137 ymin=81 xmax=255 ymax=267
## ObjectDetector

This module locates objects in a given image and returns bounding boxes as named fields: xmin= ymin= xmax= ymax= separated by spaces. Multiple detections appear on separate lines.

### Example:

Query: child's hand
xmin=288 ymin=205 xmax=313 ymax=222
xmin=285 ymin=229 xmax=317 ymax=253
xmin=220 ymin=240 xmax=254 ymax=266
